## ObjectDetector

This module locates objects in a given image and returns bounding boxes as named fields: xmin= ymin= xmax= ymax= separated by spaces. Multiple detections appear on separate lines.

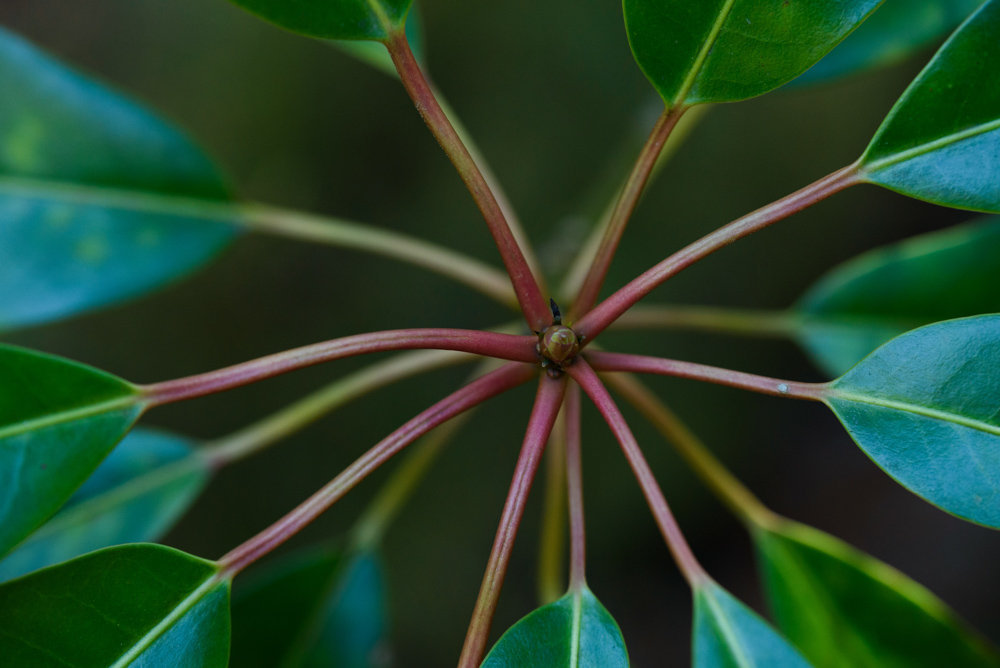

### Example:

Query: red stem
xmin=385 ymin=31 xmax=551 ymax=331
xmin=218 ymin=362 xmax=537 ymax=577
xmin=458 ymin=374 xmax=568 ymax=667
xmin=571 ymin=106 xmax=687 ymax=318
xmin=141 ymin=329 xmax=538 ymax=405
xmin=575 ymin=164 xmax=861 ymax=341
xmin=584 ymin=351 xmax=827 ymax=401
xmin=565 ymin=382 xmax=586 ymax=591
xmin=566 ymin=359 xmax=708 ymax=586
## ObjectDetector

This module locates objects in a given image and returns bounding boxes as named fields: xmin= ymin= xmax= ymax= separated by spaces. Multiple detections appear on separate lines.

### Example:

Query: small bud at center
xmin=540 ymin=325 xmax=580 ymax=365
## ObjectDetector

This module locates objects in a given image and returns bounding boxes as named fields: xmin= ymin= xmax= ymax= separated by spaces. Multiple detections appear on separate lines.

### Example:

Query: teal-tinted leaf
xmin=694 ymin=580 xmax=812 ymax=667
xmin=622 ymin=0 xmax=883 ymax=107
xmin=482 ymin=586 xmax=629 ymax=668
xmin=859 ymin=0 xmax=1000 ymax=212
xmin=332 ymin=2 xmax=424 ymax=76
xmin=231 ymin=544 xmax=388 ymax=667
xmin=0 ymin=427 xmax=210 ymax=582
xmin=795 ymin=216 xmax=1000 ymax=376
xmin=794 ymin=0 xmax=983 ymax=85
xmin=754 ymin=518 xmax=1000 ymax=667
xmin=826 ymin=315 xmax=1000 ymax=528
xmin=0 ymin=26 xmax=238 ymax=331
xmin=226 ymin=0 xmax=412 ymax=41
xmin=0 ymin=544 xmax=230 ymax=667
xmin=0 ymin=344 xmax=143 ymax=558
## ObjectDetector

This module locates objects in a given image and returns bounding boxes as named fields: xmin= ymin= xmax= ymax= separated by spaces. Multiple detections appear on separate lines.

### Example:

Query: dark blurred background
xmin=2 ymin=0 xmax=998 ymax=664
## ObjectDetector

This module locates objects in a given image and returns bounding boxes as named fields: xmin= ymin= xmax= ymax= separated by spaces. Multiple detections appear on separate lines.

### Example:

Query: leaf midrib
xmin=108 ymin=572 xmax=224 ymax=668
xmin=828 ymin=389 xmax=1000 ymax=436
xmin=864 ymin=117 xmax=1000 ymax=173
xmin=0 ymin=395 xmax=142 ymax=442
xmin=702 ymin=588 xmax=754 ymax=668
xmin=673 ymin=0 xmax=738 ymax=107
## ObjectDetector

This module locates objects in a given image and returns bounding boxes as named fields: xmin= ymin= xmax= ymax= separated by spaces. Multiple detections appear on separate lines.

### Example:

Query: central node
xmin=536 ymin=299 xmax=581 ymax=377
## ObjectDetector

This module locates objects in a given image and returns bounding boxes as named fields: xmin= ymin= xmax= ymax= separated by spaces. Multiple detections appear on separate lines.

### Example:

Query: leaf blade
xmin=0 ymin=26 xmax=238 ymax=331
xmin=623 ymin=0 xmax=883 ymax=107
xmin=754 ymin=518 xmax=1000 ymax=668
xmin=860 ymin=0 xmax=1000 ymax=212
xmin=224 ymin=0 xmax=413 ymax=41
xmin=827 ymin=315 xmax=1000 ymax=527
xmin=0 ymin=428 xmax=210 ymax=582
xmin=482 ymin=586 xmax=628 ymax=668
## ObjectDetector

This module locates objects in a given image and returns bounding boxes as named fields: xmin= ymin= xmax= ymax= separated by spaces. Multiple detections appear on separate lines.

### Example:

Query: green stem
xmin=603 ymin=373 xmax=776 ymax=528
xmin=611 ymin=303 xmax=799 ymax=338
xmin=201 ymin=349 xmax=472 ymax=468
xmin=536 ymin=399 xmax=568 ymax=605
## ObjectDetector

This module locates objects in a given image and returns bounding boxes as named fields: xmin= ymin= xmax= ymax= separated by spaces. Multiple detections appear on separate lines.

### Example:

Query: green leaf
xmin=481 ymin=586 xmax=629 ymax=668
xmin=0 ymin=26 xmax=238 ymax=331
xmin=825 ymin=315 xmax=1000 ymax=528
xmin=0 ymin=544 xmax=230 ymax=667
xmin=332 ymin=1 xmax=424 ymax=76
xmin=231 ymin=544 xmax=389 ymax=667
xmin=754 ymin=518 xmax=1000 ymax=668
xmin=794 ymin=216 xmax=1000 ymax=376
xmin=859 ymin=0 xmax=1000 ymax=213
xmin=0 ymin=344 xmax=144 ymax=558
xmin=0 ymin=427 xmax=210 ymax=582
xmin=794 ymin=0 xmax=983 ymax=85
xmin=225 ymin=0 xmax=412 ymax=41
xmin=622 ymin=0 xmax=883 ymax=107
xmin=693 ymin=580 xmax=812 ymax=667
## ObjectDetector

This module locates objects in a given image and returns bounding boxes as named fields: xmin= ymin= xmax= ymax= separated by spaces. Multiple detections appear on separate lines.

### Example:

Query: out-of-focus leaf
xmin=794 ymin=216 xmax=1000 ymax=376
xmin=0 ymin=26 xmax=238 ymax=331
xmin=0 ymin=344 xmax=143 ymax=558
xmin=693 ymin=580 xmax=812 ymax=667
xmin=0 ymin=544 xmax=230 ymax=667
xmin=754 ymin=518 xmax=1000 ymax=667
xmin=0 ymin=427 xmax=209 ymax=582
xmin=231 ymin=544 xmax=389 ymax=667
xmin=481 ymin=586 xmax=629 ymax=667
xmin=622 ymin=0 xmax=882 ymax=107
xmin=794 ymin=0 xmax=983 ymax=85
xmin=825 ymin=315 xmax=1000 ymax=528
xmin=859 ymin=0 xmax=1000 ymax=212
xmin=225 ymin=0 xmax=412 ymax=41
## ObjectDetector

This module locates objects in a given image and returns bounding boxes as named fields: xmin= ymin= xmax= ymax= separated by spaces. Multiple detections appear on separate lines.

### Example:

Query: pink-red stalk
xmin=458 ymin=374 xmax=568 ymax=667
xmin=385 ymin=31 xmax=550 ymax=331
xmin=566 ymin=359 xmax=707 ymax=586
xmin=571 ymin=106 xmax=687 ymax=318
xmin=576 ymin=164 xmax=860 ymax=341
xmin=141 ymin=329 xmax=537 ymax=405
xmin=585 ymin=351 xmax=827 ymax=401
xmin=218 ymin=362 xmax=536 ymax=577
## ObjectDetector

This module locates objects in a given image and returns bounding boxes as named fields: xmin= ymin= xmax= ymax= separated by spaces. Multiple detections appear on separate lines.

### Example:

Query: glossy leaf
xmin=826 ymin=315 xmax=1000 ymax=528
xmin=0 ymin=344 xmax=143 ymax=558
xmin=622 ymin=0 xmax=882 ymax=107
xmin=0 ymin=26 xmax=237 ymax=331
xmin=0 ymin=427 xmax=210 ymax=582
xmin=231 ymin=544 xmax=388 ymax=667
xmin=693 ymin=580 xmax=812 ymax=667
xmin=859 ymin=0 xmax=1000 ymax=212
xmin=795 ymin=216 xmax=1000 ymax=376
xmin=754 ymin=518 xmax=1000 ymax=667
xmin=225 ymin=0 xmax=412 ymax=41
xmin=0 ymin=544 xmax=230 ymax=666
xmin=482 ymin=586 xmax=629 ymax=668
xmin=794 ymin=0 xmax=983 ymax=85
